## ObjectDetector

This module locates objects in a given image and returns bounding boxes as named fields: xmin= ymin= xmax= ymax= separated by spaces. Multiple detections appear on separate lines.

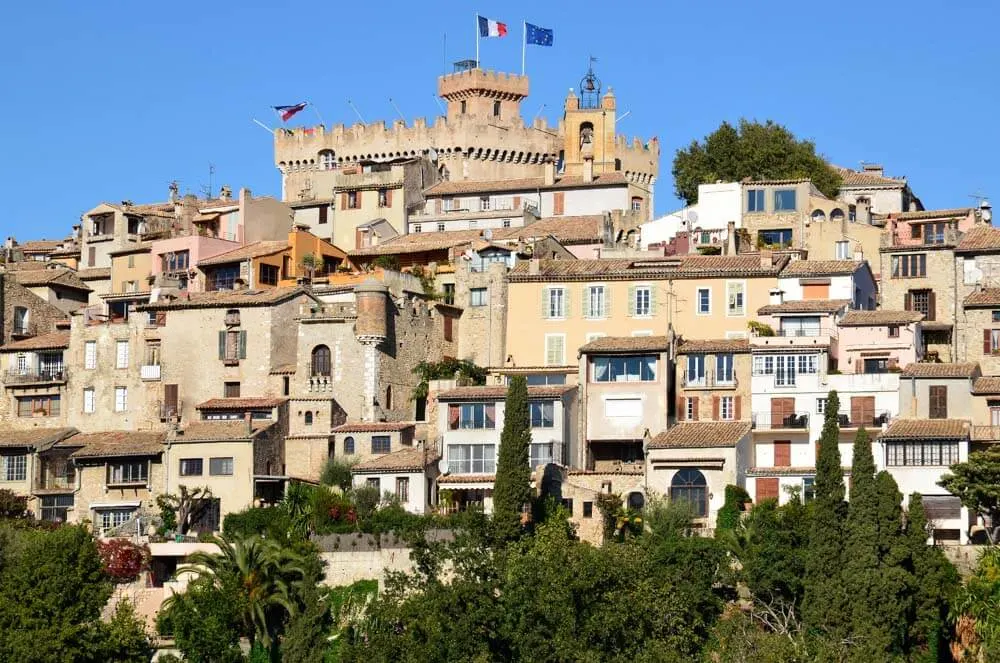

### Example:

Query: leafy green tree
xmin=0 ymin=488 xmax=28 ymax=518
xmin=845 ymin=426 xmax=885 ymax=651
xmin=492 ymin=375 xmax=532 ymax=542
xmin=938 ymin=446 xmax=1000 ymax=544
xmin=280 ymin=582 xmax=333 ymax=663
xmin=716 ymin=484 xmax=751 ymax=532
xmin=904 ymin=493 xmax=958 ymax=662
xmin=803 ymin=390 xmax=849 ymax=639
xmin=158 ymin=575 xmax=245 ymax=663
xmin=410 ymin=358 xmax=487 ymax=402
xmin=320 ymin=458 xmax=355 ymax=490
xmin=952 ymin=546 xmax=1000 ymax=660
xmin=99 ymin=600 xmax=153 ymax=663
xmin=671 ymin=119 xmax=842 ymax=205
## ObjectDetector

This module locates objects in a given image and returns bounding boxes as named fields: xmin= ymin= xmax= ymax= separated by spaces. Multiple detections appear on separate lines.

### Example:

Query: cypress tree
xmin=492 ymin=375 xmax=532 ymax=543
xmin=904 ymin=493 xmax=958 ymax=661
xmin=865 ymin=471 xmax=910 ymax=658
xmin=845 ymin=427 xmax=884 ymax=653
xmin=803 ymin=390 xmax=849 ymax=639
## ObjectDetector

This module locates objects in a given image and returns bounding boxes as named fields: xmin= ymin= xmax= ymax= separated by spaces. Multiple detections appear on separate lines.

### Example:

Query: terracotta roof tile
xmin=889 ymin=208 xmax=974 ymax=221
xmin=956 ymin=225 xmax=1000 ymax=253
xmin=18 ymin=240 xmax=64 ymax=253
xmin=747 ymin=466 xmax=851 ymax=477
xmin=438 ymin=473 xmax=496 ymax=484
xmin=881 ymin=419 xmax=969 ymax=440
xmin=973 ymin=377 xmax=1000 ymax=394
xmin=78 ymin=268 xmax=111 ymax=280
xmin=835 ymin=167 xmax=907 ymax=188
xmin=579 ymin=335 xmax=670 ymax=354
xmin=0 ymin=427 xmax=76 ymax=450
xmin=757 ymin=299 xmax=851 ymax=315
xmin=964 ymin=288 xmax=1000 ymax=308
xmin=332 ymin=422 xmax=415 ymax=433
xmin=10 ymin=268 xmax=91 ymax=291
xmin=509 ymin=254 xmax=789 ymax=282
xmin=435 ymin=385 xmax=577 ymax=400
xmin=352 ymin=447 xmax=439 ymax=472
xmin=424 ymin=173 xmax=628 ymax=196
xmin=198 ymin=241 xmax=289 ymax=266
xmin=69 ymin=431 xmax=165 ymax=458
xmin=107 ymin=242 xmax=153 ymax=257
xmin=196 ymin=397 xmax=288 ymax=410
xmin=175 ymin=420 xmax=274 ymax=441
xmin=1 ymin=330 xmax=70 ymax=352
xmin=648 ymin=421 xmax=752 ymax=449
xmin=780 ymin=260 xmax=863 ymax=277
xmin=676 ymin=338 xmax=750 ymax=354
xmin=139 ymin=287 xmax=310 ymax=311
xmin=741 ymin=178 xmax=812 ymax=186
xmin=900 ymin=362 xmax=978 ymax=378
xmin=839 ymin=310 xmax=923 ymax=326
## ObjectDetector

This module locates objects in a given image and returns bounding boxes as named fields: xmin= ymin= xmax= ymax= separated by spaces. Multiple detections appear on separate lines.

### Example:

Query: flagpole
xmin=475 ymin=13 xmax=480 ymax=68
xmin=521 ymin=21 xmax=526 ymax=76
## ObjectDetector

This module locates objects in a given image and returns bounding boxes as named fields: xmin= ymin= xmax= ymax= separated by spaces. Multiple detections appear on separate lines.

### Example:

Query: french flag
xmin=478 ymin=15 xmax=507 ymax=38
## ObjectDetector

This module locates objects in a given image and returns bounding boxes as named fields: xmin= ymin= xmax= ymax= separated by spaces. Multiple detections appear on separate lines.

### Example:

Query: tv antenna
xmin=531 ymin=103 xmax=546 ymax=123
xmin=969 ymin=191 xmax=990 ymax=207
xmin=199 ymin=163 xmax=216 ymax=199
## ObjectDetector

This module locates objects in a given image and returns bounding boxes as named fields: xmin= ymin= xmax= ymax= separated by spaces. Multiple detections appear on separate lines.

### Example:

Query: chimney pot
xmin=769 ymin=288 xmax=784 ymax=306
xmin=543 ymin=159 xmax=556 ymax=186
xmin=529 ymin=258 xmax=540 ymax=275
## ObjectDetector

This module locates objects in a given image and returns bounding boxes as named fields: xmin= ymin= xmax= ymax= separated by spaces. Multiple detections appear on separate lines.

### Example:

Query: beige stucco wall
xmin=580 ymin=352 xmax=670 ymax=444
xmin=646 ymin=441 xmax=746 ymax=525
xmin=804 ymin=220 xmax=883 ymax=279
xmin=675 ymin=352 xmax=751 ymax=421
xmin=898 ymin=376 xmax=976 ymax=419
xmin=164 ymin=440 xmax=254 ymax=520
xmin=73 ymin=456 xmax=165 ymax=526
xmin=111 ymin=252 xmax=153 ymax=294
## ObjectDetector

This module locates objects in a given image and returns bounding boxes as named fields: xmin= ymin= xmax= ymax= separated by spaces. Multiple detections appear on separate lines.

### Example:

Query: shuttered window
xmin=115 ymin=340 xmax=129 ymax=369
xmin=756 ymin=478 xmax=780 ymax=502
xmin=84 ymin=341 xmax=97 ymax=370
xmin=929 ymin=386 xmax=948 ymax=419
xmin=774 ymin=441 xmax=791 ymax=467
xmin=545 ymin=335 xmax=565 ymax=366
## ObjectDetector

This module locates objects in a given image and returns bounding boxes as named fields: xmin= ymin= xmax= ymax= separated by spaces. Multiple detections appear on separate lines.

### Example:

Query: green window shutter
xmin=582 ymin=287 xmax=589 ymax=318
xmin=628 ymin=286 xmax=636 ymax=317
xmin=238 ymin=331 xmax=248 ymax=359
xmin=541 ymin=288 xmax=549 ymax=319
xmin=218 ymin=331 xmax=225 ymax=360
xmin=563 ymin=288 xmax=570 ymax=318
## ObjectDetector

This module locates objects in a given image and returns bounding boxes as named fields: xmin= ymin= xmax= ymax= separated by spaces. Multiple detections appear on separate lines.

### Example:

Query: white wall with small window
xmin=352 ymin=468 xmax=431 ymax=514
xmin=776 ymin=267 xmax=875 ymax=309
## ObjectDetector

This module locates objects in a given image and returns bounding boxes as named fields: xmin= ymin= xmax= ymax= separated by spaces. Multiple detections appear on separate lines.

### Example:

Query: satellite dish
xmin=483 ymin=228 xmax=494 ymax=241
xmin=437 ymin=458 xmax=450 ymax=475
xmin=686 ymin=210 xmax=698 ymax=224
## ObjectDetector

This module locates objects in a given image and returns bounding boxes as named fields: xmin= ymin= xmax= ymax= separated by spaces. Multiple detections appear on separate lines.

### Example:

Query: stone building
xmin=0 ymin=273 xmax=69 ymax=346
xmin=8 ymin=267 xmax=91 ymax=314
xmin=675 ymin=338 xmax=751 ymax=425
xmin=835 ymin=164 xmax=923 ymax=215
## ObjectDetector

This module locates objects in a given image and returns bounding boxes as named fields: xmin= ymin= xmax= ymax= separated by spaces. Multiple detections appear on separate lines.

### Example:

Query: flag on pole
xmin=477 ymin=15 xmax=508 ymax=37
xmin=525 ymin=23 xmax=553 ymax=46
xmin=272 ymin=103 xmax=307 ymax=122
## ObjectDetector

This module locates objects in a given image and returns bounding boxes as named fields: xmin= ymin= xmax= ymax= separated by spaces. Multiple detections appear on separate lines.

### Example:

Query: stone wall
xmin=454 ymin=262 xmax=507 ymax=368
xmin=1 ymin=274 xmax=68 ymax=345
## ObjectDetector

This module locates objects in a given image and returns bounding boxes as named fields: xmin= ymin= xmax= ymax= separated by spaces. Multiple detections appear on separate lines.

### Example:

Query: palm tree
xmin=175 ymin=534 xmax=309 ymax=652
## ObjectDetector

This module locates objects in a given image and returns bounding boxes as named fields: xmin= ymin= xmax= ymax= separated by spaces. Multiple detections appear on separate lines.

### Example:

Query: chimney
xmin=769 ymin=288 xmax=784 ymax=306
xmin=168 ymin=180 xmax=179 ymax=203
xmin=862 ymin=163 xmax=884 ymax=177
xmin=244 ymin=411 xmax=253 ymax=437
xmin=543 ymin=159 xmax=556 ymax=187
xmin=529 ymin=258 xmax=540 ymax=275
xmin=582 ymin=155 xmax=594 ymax=184
xmin=980 ymin=199 xmax=993 ymax=225
xmin=219 ymin=185 xmax=233 ymax=202
xmin=725 ymin=221 xmax=736 ymax=255
xmin=760 ymin=249 xmax=773 ymax=268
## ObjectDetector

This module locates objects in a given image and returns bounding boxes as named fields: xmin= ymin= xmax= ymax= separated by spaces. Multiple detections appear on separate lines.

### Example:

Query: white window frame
xmin=585 ymin=284 xmax=607 ymax=319
xmin=685 ymin=397 xmax=696 ymax=420
xmin=816 ymin=398 xmax=828 ymax=414
xmin=115 ymin=340 xmax=129 ymax=369
xmin=84 ymin=341 xmax=97 ymax=370
xmin=726 ymin=280 xmax=746 ymax=317
xmin=114 ymin=386 xmax=128 ymax=412
xmin=585 ymin=332 xmax=606 ymax=343
xmin=544 ymin=333 xmax=566 ymax=366
xmin=835 ymin=240 xmax=850 ymax=260
xmin=469 ymin=288 xmax=488 ymax=307
xmin=546 ymin=287 xmax=566 ymax=319
xmin=720 ymin=395 xmax=734 ymax=421
xmin=696 ymin=287 xmax=712 ymax=315
xmin=634 ymin=285 xmax=652 ymax=318
xmin=83 ymin=387 xmax=95 ymax=414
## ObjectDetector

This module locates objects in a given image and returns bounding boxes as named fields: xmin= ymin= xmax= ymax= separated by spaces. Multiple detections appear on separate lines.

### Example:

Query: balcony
xmin=308 ymin=375 xmax=333 ymax=393
xmin=881 ymin=227 xmax=960 ymax=248
xmin=4 ymin=369 xmax=67 ymax=387
xmin=836 ymin=410 xmax=891 ymax=429
xmin=10 ymin=321 xmax=36 ymax=338
xmin=751 ymin=327 xmax=837 ymax=350
xmin=140 ymin=365 xmax=161 ymax=381
xmin=752 ymin=412 xmax=810 ymax=431
xmin=35 ymin=475 xmax=75 ymax=492
xmin=681 ymin=372 xmax=738 ymax=390
xmin=159 ymin=400 xmax=182 ymax=421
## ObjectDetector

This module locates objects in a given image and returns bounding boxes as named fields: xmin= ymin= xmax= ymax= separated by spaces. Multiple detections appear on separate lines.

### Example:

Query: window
xmin=110 ymin=386 xmax=126 ymax=412
xmin=524 ymin=374 xmax=567 ymax=386
xmin=221 ymin=381 xmax=240 ymax=399
xmin=891 ymin=254 xmax=927 ymax=278
xmin=40 ymin=495 xmax=73 ymax=522
xmin=1 ymin=454 xmax=26 ymax=481
xmin=686 ymin=354 xmax=706 ymax=385
xmin=720 ymin=396 xmax=735 ymax=420
xmin=631 ymin=196 xmax=643 ymax=211
xmin=219 ymin=330 xmax=248 ymax=363
xmin=716 ymin=354 xmax=734 ymax=383
xmin=835 ymin=240 xmax=850 ymax=260
xmin=885 ymin=441 xmax=959 ymax=467
xmin=670 ymin=469 xmax=708 ymax=517
xmin=372 ymin=436 xmax=391 ymax=454
xmin=993 ymin=311 xmax=1000 ymax=323
xmin=492 ymin=100 xmax=501 ymax=117
xmin=448 ymin=403 xmax=496 ymax=430
xmin=726 ymin=281 xmax=745 ymax=316
xmin=396 ymin=477 xmax=410 ymax=502
xmin=907 ymin=289 xmax=933 ymax=320
xmin=816 ymin=398 xmax=828 ymax=414
xmin=84 ymin=341 xmax=96 ymax=370
xmin=346 ymin=191 xmax=359 ymax=209
xmin=12 ymin=307 xmax=29 ymax=335
xmin=209 ymin=457 xmax=234 ymax=476
xmin=758 ymin=228 xmax=793 ymax=249
xmin=259 ymin=263 xmax=279 ymax=286
xmin=209 ymin=265 xmax=239 ymax=291
xmin=98 ymin=509 xmax=136 ymax=535
xmin=311 ymin=345 xmax=331 ymax=377
xmin=116 ymin=340 xmax=129 ymax=369
xmin=593 ymin=355 xmax=657 ymax=382
xmin=545 ymin=334 xmax=565 ymax=366
xmin=929 ymin=385 xmax=948 ymax=419
xmin=18 ymin=395 xmax=60 ymax=417
xmin=583 ymin=501 xmax=593 ymax=518
xmin=774 ymin=189 xmax=797 ymax=211
xmin=503 ymin=219 xmax=512 ymax=228
xmin=447 ymin=444 xmax=496 ymax=474
xmin=685 ymin=397 xmax=696 ymax=421
xmin=378 ymin=188 xmax=390 ymax=208
xmin=802 ymin=477 xmax=816 ymax=502
xmin=545 ymin=287 xmax=566 ymax=318
xmin=411 ymin=224 xmax=422 ymax=234
xmin=469 ymin=288 xmax=487 ymax=307
xmin=864 ymin=358 xmax=889 ymax=374
xmin=460 ymin=100 xmax=467 ymax=114
xmin=83 ymin=387 xmax=95 ymax=413
xmin=479 ymin=196 xmax=491 ymax=211
xmin=697 ymin=288 xmax=711 ymax=314
xmin=161 ymin=250 xmax=190 ymax=272
xmin=437 ymin=222 xmax=446 ymax=232
xmin=179 ymin=458 xmax=203 ymax=476
xmin=108 ymin=461 xmax=147 ymax=485
xmin=442 ymin=283 xmax=455 ymax=305
xmin=747 ymin=189 xmax=764 ymax=212
xmin=530 ymin=401 xmax=554 ymax=428
xmin=585 ymin=285 xmax=607 ymax=318
xmin=344 ymin=436 xmax=355 ymax=455
xmin=633 ymin=286 xmax=651 ymax=317
xmin=888 ymin=325 xmax=900 ymax=338
xmin=530 ymin=442 xmax=553 ymax=468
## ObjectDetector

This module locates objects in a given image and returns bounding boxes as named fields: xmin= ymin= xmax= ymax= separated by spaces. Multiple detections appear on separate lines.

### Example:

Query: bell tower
xmin=562 ymin=58 xmax=617 ymax=178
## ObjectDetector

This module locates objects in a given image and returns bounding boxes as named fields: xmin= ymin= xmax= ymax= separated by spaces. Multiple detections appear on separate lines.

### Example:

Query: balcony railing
xmin=140 ymin=365 xmax=161 ymax=381
xmin=10 ymin=321 xmax=36 ymax=337
xmin=768 ymin=327 xmax=838 ymax=339
xmin=881 ymin=227 xmax=960 ymax=248
xmin=159 ymin=400 xmax=182 ymax=421
xmin=752 ymin=412 xmax=810 ymax=430
xmin=4 ymin=369 xmax=67 ymax=385
xmin=681 ymin=372 xmax=738 ymax=389
xmin=36 ymin=475 xmax=75 ymax=491
xmin=835 ymin=410 xmax=891 ymax=428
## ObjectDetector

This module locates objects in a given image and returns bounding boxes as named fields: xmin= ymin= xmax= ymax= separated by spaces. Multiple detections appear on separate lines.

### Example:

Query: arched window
xmin=385 ymin=385 xmax=392 ymax=410
xmin=830 ymin=209 xmax=845 ymax=223
xmin=344 ymin=436 xmax=355 ymax=455
xmin=579 ymin=122 xmax=594 ymax=148
xmin=319 ymin=150 xmax=335 ymax=170
xmin=627 ymin=491 xmax=645 ymax=511
xmin=304 ymin=411 xmax=313 ymax=426
xmin=810 ymin=209 xmax=826 ymax=223
xmin=311 ymin=345 xmax=331 ymax=377
xmin=670 ymin=469 xmax=708 ymax=517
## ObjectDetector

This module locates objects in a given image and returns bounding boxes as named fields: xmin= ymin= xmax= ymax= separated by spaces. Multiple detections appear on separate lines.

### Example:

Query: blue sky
xmin=1 ymin=1 xmax=998 ymax=240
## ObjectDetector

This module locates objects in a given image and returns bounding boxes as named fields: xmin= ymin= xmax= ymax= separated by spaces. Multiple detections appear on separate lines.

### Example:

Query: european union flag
xmin=525 ymin=23 xmax=553 ymax=47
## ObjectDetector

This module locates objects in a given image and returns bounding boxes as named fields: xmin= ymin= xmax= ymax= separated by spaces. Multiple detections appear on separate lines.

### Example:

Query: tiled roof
xmin=269 ymin=364 xmax=297 ymax=375
xmin=579 ymin=335 xmax=670 ymax=354
xmin=648 ymin=421 xmax=752 ymax=449
xmin=19 ymin=240 xmax=63 ymax=253
xmin=352 ymin=447 xmax=439 ymax=473
xmin=438 ymin=473 xmax=496 ymax=484
xmin=175 ymin=421 xmax=274 ymax=441
xmin=889 ymin=208 xmax=974 ymax=221
xmin=741 ymin=178 xmax=812 ymax=186
xmin=11 ymin=268 xmax=91 ymax=291
xmin=512 ymin=215 xmax=606 ymax=244
xmin=332 ymin=422 xmax=415 ymax=433
xmin=757 ymin=299 xmax=851 ymax=315
xmin=956 ymin=225 xmax=1000 ymax=253
xmin=424 ymin=172 xmax=628 ymax=196
xmin=0 ymin=330 xmax=70 ymax=352
xmin=780 ymin=260 xmax=862 ymax=277
xmin=964 ymin=289 xmax=1000 ymax=308
xmin=676 ymin=338 xmax=750 ymax=354
xmin=107 ymin=242 xmax=153 ymax=257
xmin=69 ymin=431 xmax=166 ymax=458
xmin=138 ymin=287 xmax=310 ymax=311
xmin=839 ymin=310 xmax=923 ymax=326
xmin=0 ymin=427 xmax=76 ymax=450
xmin=77 ymin=268 xmax=111 ymax=280
xmin=900 ymin=362 xmax=978 ymax=378
xmin=435 ymin=385 xmax=577 ymax=400
xmin=198 ymin=241 xmax=289 ymax=266
xmin=747 ymin=466 xmax=851 ymax=477
xmin=509 ymin=254 xmax=789 ymax=282
xmin=196 ymin=397 xmax=288 ymax=410
xmin=881 ymin=419 xmax=969 ymax=440
xmin=835 ymin=166 xmax=906 ymax=188
xmin=973 ymin=377 xmax=1000 ymax=395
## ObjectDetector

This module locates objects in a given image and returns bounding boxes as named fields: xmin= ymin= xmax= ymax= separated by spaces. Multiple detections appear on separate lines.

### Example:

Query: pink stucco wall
xmin=838 ymin=323 xmax=921 ymax=372
xmin=150 ymin=236 xmax=240 ymax=275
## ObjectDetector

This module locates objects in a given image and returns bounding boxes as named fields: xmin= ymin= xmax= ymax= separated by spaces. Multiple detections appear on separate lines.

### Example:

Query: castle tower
xmin=561 ymin=62 xmax=617 ymax=178
xmin=437 ymin=68 xmax=530 ymax=123
xmin=354 ymin=279 xmax=390 ymax=422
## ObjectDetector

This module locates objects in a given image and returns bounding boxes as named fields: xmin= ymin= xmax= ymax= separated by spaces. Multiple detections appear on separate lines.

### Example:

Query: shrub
xmin=311 ymin=486 xmax=358 ymax=534
xmin=372 ymin=255 xmax=400 ymax=272
xmin=97 ymin=539 xmax=151 ymax=584
xmin=320 ymin=458 xmax=355 ymax=490
xmin=351 ymin=486 xmax=381 ymax=521
xmin=222 ymin=506 xmax=292 ymax=540
xmin=716 ymin=485 xmax=751 ymax=532
xmin=0 ymin=489 xmax=28 ymax=519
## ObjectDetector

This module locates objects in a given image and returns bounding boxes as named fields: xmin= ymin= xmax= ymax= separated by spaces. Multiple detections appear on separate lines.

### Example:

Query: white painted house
xmin=640 ymin=182 xmax=742 ymax=249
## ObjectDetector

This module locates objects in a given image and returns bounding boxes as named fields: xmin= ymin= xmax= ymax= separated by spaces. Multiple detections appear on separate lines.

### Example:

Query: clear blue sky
xmin=2 ymin=1 xmax=998 ymax=240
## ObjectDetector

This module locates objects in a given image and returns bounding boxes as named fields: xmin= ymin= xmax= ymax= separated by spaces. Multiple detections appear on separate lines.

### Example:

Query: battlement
xmin=437 ymin=68 xmax=530 ymax=100
xmin=615 ymin=134 xmax=660 ymax=155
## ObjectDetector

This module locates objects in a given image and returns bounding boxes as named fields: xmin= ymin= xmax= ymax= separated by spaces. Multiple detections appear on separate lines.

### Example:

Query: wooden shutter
xmin=850 ymin=396 xmax=875 ymax=427
xmin=734 ymin=396 xmax=742 ymax=420
xmin=628 ymin=286 xmax=636 ymax=316
xmin=929 ymin=385 xmax=947 ymax=419
xmin=88 ymin=247 xmax=96 ymax=266
xmin=802 ymin=283 xmax=830 ymax=299
xmin=356 ymin=191 xmax=362 ymax=207
xmin=513 ymin=196 xmax=521 ymax=209
xmin=926 ymin=290 xmax=936 ymax=321
xmin=238 ymin=330 xmax=248 ymax=359
xmin=712 ymin=396 xmax=720 ymax=421
xmin=770 ymin=397 xmax=794 ymax=427
xmin=986 ymin=329 xmax=993 ymax=355
xmin=218 ymin=331 xmax=226 ymax=359
xmin=756 ymin=478 xmax=780 ymax=502
xmin=448 ymin=404 xmax=460 ymax=429
xmin=774 ymin=441 xmax=791 ymax=467
xmin=904 ymin=292 xmax=912 ymax=311
xmin=603 ymin=286 xmax=611 ymax=317
xmin=341 ymin=192 xmax=348 ymax=209
xmin=164 ymin=384 xmax=178 ymax=412
xmin=691 ymin=398 xmax=699 ymax=421
xmin=553 ymin=192 xmax=565 ymax=216
xmin=155 ymin=311 xmax=167 ymax=326
xmin=541 ymin=288 xmax=549 ymax=319
xmin=318 ymin=206 xmax=328 ymax=224
xmin=355 ymin=228 xmax=364 ymax=250
xmin=677 ymin=397 xmax=685 ymax=421
xmin=384 ymin=189 xmax=392 ymax=207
